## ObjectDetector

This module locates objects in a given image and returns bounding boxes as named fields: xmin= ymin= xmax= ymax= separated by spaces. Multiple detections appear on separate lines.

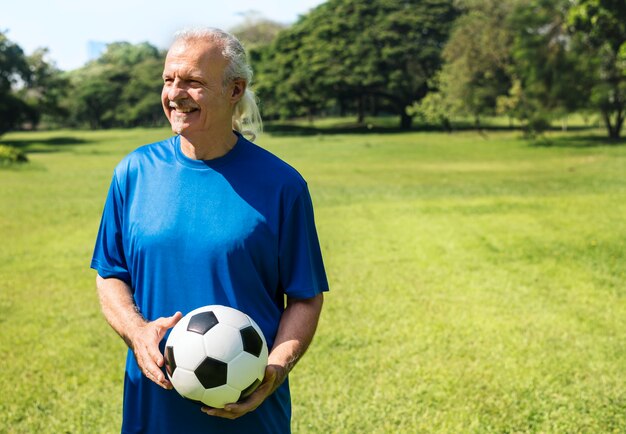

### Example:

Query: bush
xmin=0 ymin=144 xmax=28 ymax=165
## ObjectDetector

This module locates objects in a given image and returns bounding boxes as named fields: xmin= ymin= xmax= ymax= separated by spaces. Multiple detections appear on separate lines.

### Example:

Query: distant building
xmin=87 ymin=40 xmax=107 ymax=62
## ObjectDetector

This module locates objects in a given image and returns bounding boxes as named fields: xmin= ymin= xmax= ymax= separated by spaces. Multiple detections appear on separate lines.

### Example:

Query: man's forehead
xmin=166 ymin=39 xmax=224 ymax=62
xmin=162 ymin=39 xmax=228 ymax=79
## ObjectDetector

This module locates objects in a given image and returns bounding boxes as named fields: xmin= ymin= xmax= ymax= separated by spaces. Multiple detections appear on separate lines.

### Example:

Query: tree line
xmin=0 ymin=0 xmax=624 ymax=139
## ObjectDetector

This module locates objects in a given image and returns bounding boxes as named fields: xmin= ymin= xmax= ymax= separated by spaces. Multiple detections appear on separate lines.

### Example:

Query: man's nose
xmin=168 ymin=78 xmax=188 ymax=101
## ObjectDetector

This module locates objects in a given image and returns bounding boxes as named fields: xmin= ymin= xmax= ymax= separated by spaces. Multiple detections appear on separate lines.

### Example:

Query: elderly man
xmin=91 ymin=28 xmax=328 ymax=433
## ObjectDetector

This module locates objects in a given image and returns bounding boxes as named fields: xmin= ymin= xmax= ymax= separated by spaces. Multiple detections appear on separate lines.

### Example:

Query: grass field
xmin=1 ymin=126 xmax=626 ymax=433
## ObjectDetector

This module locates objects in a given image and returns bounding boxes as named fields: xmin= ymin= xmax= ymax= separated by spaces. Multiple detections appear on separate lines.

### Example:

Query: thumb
xmin=262 ymin=366 xmax=278 ymax=388
xmin=167 ymin=311 xmax=183 ymax=325
xmin=156 ymin=311 xmax=183 ymax=337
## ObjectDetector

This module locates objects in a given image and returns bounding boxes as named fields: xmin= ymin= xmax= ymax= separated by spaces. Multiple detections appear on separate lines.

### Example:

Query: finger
xmin=170 ymin=311 xmax=183 ymax=324
xmin=154 ymin=312 xmax=184 ymax=340
xmin=261 ymin=366 xmax=277 ymax=386
xmin=145 ymin=337 xmax=166 ymax=367
xmin=145 ymin=370 xmax=172 ymax=389
xmin=145 ymin=365 xmax=171 ymax=389
xmin=138 ymin=344 xmax=168 ymax=385
xmin=222 ymin=372 xmax=275 ymax=415
xmin=201 ymin=406 xmax=239 ymax=420
xmin=253 ymin=366 xmax=277 ymax=394
xmin=158 ymin=311 xmax=183 ymax=330
xmin=226 ymin=387 xmax=266 ymax=413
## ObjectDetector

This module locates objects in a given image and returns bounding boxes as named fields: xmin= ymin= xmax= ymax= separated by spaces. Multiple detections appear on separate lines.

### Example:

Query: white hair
xmin=172 ymin=27 xmax=263 ymax=141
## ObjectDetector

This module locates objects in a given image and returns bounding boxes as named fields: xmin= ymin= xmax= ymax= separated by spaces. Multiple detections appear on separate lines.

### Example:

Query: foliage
xmin=439 ymin=0 xmax=625 ymax=139
xmin=407 ymin=76 xmax=453 ymax=130
xmin=18 ymin=48 xmax=70 ymax=129
xmin=0 ymin=33 xmax=70 ymax=133
xmin=439 ymin=0 xmax=518 ymax=125
xmin=230 ymin=13 xmax=287 ymax=50
xmin=3 ymin=2 xmax=625 ymax=135
xmin=509 ymin=0 xmax=592 ymax=135
xmin=257 ymin=0 xmax=459 ymax=128
xmin=568 ymin=0 xmax=626 ymax=139
xmin=0 ymin=143 xmax=28 ymax=164
xmin=65 ymin=42 xmax=165 ymax=128
xmin=439 ymin=0 xmax=592 ymax=135
xmin=0 ymin=31 xmax=32 ymax=135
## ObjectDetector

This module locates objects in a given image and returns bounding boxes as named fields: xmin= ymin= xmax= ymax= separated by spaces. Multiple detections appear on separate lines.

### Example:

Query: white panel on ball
xmin=227 ymin=352 xmax=264 ymax=391
xmin=172 ymin=330 xmax=207 ymax=370
xmin=202 ymin=324 xmax=244 ymax=362
xmin=166 ymin=315 xmax=190 ymax=344
xmin=201 ymin=384 xmax=241 ymax=408
xmin=171 ymin=368 xmax=205 ymax=401
xmin=213 ymin=305 xmax=252 ymax=329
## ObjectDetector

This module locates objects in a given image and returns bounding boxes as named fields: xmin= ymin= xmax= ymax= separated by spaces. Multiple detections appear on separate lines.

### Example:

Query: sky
xmin=2 ymin=0 xmax=326 ymax=71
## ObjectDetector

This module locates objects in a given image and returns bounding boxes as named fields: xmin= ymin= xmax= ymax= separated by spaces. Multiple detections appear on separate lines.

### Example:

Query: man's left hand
xmin=201 ymin=364 xmax=286 ymax=419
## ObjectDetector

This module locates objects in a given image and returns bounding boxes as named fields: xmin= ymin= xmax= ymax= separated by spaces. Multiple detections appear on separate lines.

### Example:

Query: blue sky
xmin=3 ymin=0 xmax=326 ymax=71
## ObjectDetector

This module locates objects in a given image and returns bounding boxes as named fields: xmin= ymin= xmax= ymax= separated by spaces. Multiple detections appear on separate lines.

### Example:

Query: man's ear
xmin=231 ymin=79 xmax=246 ymax=103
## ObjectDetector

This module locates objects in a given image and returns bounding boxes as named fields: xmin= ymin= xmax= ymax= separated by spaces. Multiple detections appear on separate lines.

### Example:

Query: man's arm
xmin=202 ymin=293 xmax=324 ymax=419
xmin=96 ymin=274 xmax=182 ymax=389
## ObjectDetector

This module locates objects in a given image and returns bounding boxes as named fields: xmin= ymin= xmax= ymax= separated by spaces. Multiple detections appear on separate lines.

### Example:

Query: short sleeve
xmin=278 ymin=186 xmax=329 ymax=299
xmin=90 ymin=174 xmax=131 ymax=284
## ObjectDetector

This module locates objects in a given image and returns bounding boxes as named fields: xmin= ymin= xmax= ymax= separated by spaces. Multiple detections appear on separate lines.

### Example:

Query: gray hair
xmin=172 ymin=27 xmax=263 ymax=141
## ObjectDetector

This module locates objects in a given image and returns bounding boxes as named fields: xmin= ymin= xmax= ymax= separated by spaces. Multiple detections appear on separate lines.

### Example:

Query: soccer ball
xmin=164 ymin=305 xmax=268 ymax=408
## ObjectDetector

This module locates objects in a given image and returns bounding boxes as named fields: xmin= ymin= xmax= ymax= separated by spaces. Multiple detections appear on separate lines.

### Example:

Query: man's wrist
xmin=122 ymin=316 xmax=149 ymax=349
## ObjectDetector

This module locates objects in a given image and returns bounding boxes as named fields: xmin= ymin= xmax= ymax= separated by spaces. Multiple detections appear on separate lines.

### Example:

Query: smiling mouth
xmin=169 ymin=102 xmax=199 ymax=114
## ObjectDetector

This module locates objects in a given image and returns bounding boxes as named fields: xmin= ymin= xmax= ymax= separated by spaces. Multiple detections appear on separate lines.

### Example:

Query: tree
xmin=259 ymin=0 xmax=459 ymax=128
xmin=256 ymin=23 xmax=331 ymax=121
xmin=230 ymin=13 xmax=287 ymax=50
xmin=18 ymin=48 xmax=70 ymax=129
xmin=66 ymin=41 xmax=165 ymax=129
xmin=568 ymin=0 xmax=626 ymax=139
xmin=439 ymin=0 xmax=518 ymax=127
xmin=507 ymin=0 xmax=591 ymax=133
xmin=407 ymin=76 xmax=454 ymax=131
xmin=118 ymin=57 xmax=165 ymax=127
xmin=0 ymin=31 xmax=32 ymax=135
xmin=230 ymin=14 xmax=287 ymax=121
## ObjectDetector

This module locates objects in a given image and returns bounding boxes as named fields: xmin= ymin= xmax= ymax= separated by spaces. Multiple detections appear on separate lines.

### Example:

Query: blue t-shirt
xmin=91 ymin=133 xmax=329 ymax=434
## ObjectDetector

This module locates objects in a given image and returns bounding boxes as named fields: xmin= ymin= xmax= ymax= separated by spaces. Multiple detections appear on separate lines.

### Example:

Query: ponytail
xmin=233 ymin=87 xmax=263 ymax=141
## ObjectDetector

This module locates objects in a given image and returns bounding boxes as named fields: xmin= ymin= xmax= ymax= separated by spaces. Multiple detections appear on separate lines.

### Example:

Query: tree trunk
xmin=339 ymin=100 xmax=346 ymax=117
xmin=615 ymin=110 xmax=624 ymax=140
xmin=603 ymin=109 xmax=624 ymax=140
xmin=307 ymin=106 xmax=315 ymax=124
xmin=357 ymin=95 xmax=365 ymax=125
xmin=400 ymin=110 xmax=412 ymax=129
xmin=474 ymin=114 xmax=481 ymax=130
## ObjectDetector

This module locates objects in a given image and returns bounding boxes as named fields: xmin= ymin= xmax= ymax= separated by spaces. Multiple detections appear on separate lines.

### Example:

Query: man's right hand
xmin=128 ymin=312 xmax=183 ymax=389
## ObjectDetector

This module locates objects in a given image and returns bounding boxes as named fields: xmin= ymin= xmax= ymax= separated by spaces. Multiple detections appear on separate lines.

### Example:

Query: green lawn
xmin=1 ymin=127 xmax=625 ymax=433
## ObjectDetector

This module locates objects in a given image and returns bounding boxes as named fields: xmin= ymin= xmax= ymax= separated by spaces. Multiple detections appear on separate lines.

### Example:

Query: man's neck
xmin=179 ymin=129 xmax=238 ymax=160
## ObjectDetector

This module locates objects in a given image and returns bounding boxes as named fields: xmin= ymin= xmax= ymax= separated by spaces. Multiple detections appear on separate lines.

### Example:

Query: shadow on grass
xmin=264 ymin=123 xmax=502 ymax=136
xmin=265 ymin=123 xmax=408 ymax=136
xmin=265 ymin=122 xmax=598 ymax=136
xmin=1 ymin=136 xmax=88 ymax=154
xmin=529 ymin=135 xmax=626 ymax=148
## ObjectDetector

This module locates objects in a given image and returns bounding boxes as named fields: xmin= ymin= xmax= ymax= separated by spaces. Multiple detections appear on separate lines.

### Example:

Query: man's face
xmin=161 ymin=40 xmax=233 ymax=136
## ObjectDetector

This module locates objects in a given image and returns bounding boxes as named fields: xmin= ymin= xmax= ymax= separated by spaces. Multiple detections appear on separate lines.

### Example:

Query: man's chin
xmin=170 ymin=121 xmax=188 ymax=135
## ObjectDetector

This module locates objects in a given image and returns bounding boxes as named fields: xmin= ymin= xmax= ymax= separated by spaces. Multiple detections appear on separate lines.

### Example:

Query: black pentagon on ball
xmin=187 ymin=311 xmax=219 ymax=335
xmin=240 ymin=326 xmax=263 ymax=357
xmin=195 ymin=356 xmax=228 ymax=389
xmin=164 ymin=346 xmax=176 ymax=377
